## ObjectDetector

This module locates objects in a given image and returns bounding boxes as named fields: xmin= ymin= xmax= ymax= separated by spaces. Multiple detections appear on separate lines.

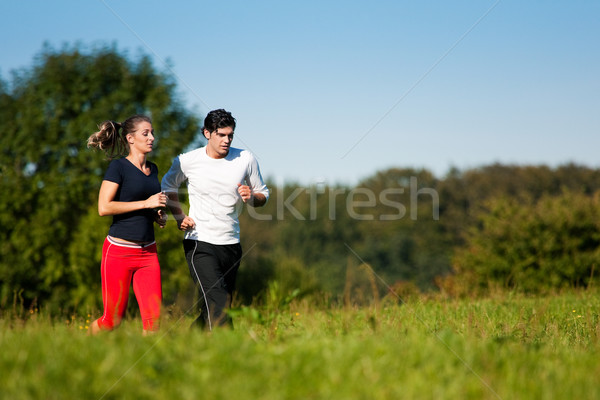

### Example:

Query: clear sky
xmin=1 ymin=1 xmax=598 ymax=185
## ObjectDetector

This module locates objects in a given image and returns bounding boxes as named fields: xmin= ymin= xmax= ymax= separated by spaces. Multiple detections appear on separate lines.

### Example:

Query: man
xmin=161 ymin=109 xmax=269 ymax=329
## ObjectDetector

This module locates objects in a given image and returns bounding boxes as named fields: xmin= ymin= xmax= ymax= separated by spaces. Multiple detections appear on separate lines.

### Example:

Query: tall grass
xmin=1 ymin=290 xmax=599 ymax=399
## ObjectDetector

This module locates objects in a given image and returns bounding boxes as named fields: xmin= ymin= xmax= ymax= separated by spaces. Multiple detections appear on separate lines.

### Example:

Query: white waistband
xmin=107 ymin=236 xmax=156 ymax=248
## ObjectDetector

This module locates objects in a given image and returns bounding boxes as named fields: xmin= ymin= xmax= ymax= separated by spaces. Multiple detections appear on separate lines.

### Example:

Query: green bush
xmin=452 ymin=190 xmax=600 ymax=293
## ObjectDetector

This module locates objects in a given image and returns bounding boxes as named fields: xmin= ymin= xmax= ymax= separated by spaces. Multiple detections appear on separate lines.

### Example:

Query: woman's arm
xmin=98 ymin=180 xmax=166 ymax=216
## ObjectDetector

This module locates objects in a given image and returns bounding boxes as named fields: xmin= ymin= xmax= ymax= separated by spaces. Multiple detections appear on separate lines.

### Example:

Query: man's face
xmin=204 ymin=126 xmax=234 ymax=159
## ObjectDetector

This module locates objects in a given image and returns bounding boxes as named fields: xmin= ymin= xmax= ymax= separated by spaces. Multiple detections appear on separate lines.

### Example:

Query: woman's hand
xmin=155 ymin=209 xmax=168 ymax=228
xmin=144 ymin=192 xmax=168 ymax=209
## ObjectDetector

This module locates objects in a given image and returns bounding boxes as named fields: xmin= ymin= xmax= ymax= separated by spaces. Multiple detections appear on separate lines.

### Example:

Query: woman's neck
xmin=126 ymin=151 xmax=148 ymax=170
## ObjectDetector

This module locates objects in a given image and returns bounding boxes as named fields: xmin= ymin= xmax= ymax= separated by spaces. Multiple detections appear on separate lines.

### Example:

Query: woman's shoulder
xmin=104 ymin=157 xmax=127 ymax=181
xmin=108 ymin=157 xmax=128 ymax=167
xmin=106 ymin=157 xmax=127 ymax=170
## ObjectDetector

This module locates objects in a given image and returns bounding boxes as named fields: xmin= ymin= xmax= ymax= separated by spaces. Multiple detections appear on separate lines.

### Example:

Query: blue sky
xmin=1 ymin=1 xmax=598 ymax=185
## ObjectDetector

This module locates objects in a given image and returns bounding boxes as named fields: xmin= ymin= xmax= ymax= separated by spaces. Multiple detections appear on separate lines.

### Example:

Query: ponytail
xmin=87 ymin=115 xmax=152 ymax=159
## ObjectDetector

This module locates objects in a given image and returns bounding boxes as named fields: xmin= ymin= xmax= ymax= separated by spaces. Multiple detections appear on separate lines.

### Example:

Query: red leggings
xmin=97 ymin=237 xmax=162 ymax=331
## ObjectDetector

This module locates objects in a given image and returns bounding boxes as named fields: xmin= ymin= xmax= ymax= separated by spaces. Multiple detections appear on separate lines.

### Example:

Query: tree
xmin=0 ymin=43 xmax=201 ymax=312
xmin=451 ymin=190 xmax=600 ymax=293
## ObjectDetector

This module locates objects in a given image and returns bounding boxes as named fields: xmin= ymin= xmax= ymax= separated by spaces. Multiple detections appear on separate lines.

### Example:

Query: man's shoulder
xmin=179 ymin=147 xmax=206 ymax=162
xmin=228 ymin=147 xmax=244 ymax=157
xmin=228 ymin=147 xmax=256 ymax=161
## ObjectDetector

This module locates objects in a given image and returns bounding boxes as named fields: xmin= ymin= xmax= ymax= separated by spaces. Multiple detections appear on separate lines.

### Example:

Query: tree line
xmin=2 ymin=44 xmax=599 ymax=315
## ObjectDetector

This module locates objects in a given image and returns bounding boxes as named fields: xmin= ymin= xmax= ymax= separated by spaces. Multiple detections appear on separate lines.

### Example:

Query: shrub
xmin=452 ymin=190 xmax=600 ymax=293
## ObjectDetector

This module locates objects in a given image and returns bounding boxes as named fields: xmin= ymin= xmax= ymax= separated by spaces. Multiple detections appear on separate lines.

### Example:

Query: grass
xmin=1 ymin=290 xmax=600 ymax=399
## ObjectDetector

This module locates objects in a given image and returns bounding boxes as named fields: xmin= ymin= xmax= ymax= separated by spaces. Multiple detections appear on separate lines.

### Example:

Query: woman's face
xmin=127 ymin=121 xmax=155 ymax=154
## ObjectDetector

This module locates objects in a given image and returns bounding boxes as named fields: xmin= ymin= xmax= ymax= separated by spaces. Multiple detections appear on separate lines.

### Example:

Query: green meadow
xmin=2 ymin=290 xmax=599 ymax=400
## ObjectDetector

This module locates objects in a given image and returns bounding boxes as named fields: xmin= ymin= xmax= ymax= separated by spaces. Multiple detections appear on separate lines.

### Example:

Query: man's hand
xmin=177 ymin=215 xmax=196 ymax=231
xmin=237 ymin=183 xmax=253 ymax=203
xmin=238 ymin=183 xmax=267 ymax=207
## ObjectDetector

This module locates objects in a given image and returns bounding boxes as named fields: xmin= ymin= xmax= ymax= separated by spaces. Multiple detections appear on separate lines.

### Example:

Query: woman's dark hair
xmin=203 ymin=109 xmax=236 ymax=133
xmin=87 ymin=115 xmax=152 ymax=159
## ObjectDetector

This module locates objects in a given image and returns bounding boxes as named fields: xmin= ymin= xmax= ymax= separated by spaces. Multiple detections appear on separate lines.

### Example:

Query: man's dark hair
xmin=203 ymin=109 xmax=236 ymax=132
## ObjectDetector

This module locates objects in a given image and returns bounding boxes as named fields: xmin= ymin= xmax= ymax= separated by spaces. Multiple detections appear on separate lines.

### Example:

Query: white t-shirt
xmin=161 ymin=146 xmax=269 ymax=245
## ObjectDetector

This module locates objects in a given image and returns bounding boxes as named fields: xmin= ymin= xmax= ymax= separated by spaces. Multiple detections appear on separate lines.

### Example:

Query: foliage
xmin=353 ymin=168 xmax=451 ymax=290
xmin=0 ymin=43 xmax=201 ymax=311
xmin=237 ymin=170 xmax=452 ymax=303
xmin=239 ymin=164 xmax=600 ymax=301
xmin=436 ymin=163 xmax=600 ymax=246
xmin=452 ymin=190 xmax=600 ymax=293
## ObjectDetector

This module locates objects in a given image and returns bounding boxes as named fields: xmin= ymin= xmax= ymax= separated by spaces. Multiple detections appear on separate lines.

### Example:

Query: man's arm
xmin=250 ymin=192 xmax=267 ymax=207
xmin=240 ymin=152 xmax=269 ymax=208
xmin=161 ymin=156 xmax=195 ymax=231
xmin=165 ymin=191 xmax=196 ymax=231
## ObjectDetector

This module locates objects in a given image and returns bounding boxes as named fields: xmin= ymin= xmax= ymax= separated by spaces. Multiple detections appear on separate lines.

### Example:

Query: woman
xmin=86 ymin=115 xmax=167 ymax=335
